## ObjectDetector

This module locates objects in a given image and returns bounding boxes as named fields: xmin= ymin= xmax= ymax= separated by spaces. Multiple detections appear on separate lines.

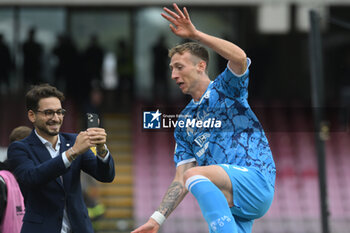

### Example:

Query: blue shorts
xmin=215 ymin=164 xmax=275 ymax=233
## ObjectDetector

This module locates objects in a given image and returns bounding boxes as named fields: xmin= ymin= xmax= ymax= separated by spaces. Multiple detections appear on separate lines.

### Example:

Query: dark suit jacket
xmin=7 ymin=130 xmax=115 ymax=233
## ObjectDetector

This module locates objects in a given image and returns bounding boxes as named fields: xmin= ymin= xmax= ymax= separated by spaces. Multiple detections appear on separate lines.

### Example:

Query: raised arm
xmin=161 ymin=3 xmax=247 ymax=75
xmin=131 ymin=162 xmax=196 ymax=233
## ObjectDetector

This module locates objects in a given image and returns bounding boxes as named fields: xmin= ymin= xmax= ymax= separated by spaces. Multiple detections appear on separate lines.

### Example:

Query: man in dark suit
xmin=7 ymin=83 xmax=115 ymax=233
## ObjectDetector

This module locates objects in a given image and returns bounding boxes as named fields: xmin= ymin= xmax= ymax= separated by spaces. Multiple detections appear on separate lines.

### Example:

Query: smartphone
xmin=86 ymin=113 xmax=99 ymax=128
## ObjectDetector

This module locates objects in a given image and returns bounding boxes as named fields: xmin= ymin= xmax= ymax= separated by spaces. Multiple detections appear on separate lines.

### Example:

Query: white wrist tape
xmin=150 ymin=211 xmax=166 ymax=226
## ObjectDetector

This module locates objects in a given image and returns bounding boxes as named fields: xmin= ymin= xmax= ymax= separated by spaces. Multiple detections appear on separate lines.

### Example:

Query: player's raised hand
xmin=161 ymin=3 xmax=197 ymax=39
xmin=131 ymin=218 xmax=160 ymax=233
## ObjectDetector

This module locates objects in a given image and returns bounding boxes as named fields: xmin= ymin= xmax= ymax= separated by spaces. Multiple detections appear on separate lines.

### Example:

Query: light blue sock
xmin=186 ymin=175 xmax=237 ymax=233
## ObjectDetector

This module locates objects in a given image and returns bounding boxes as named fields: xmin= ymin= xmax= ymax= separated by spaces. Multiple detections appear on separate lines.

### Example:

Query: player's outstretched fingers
xmin=172 ymin=3 xmax=185 ymax=18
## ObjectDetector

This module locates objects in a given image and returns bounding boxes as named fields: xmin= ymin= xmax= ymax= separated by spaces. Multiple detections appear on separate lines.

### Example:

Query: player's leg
xmin=184 ymin=165 xmax=237 ymax=233
xmin=185 ymin=165 xmax=274 ymax=233
xmin=234 ymin=216 xmax=253 ymax=233
xmin=219 ymin=164 xmax=275 ymax=233
xmin=184 ymin=165 xmax=234 ymax=206
xmin=207 ymin=214 xmax=253 ymax=233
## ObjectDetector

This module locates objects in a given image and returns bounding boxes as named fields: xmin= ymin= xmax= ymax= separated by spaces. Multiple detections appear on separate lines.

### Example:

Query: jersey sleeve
xmin=213 ymin=58 xmax=251 ymax=99
xmin=173 ymin=128 xmax=196 ymax=167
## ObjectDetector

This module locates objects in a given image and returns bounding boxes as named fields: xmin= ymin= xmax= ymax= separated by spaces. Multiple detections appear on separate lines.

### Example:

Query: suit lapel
xmin=28 ymin=131 xmax=53 ymax=163
xmin=28 ymin=131 xmax=65 ymax=189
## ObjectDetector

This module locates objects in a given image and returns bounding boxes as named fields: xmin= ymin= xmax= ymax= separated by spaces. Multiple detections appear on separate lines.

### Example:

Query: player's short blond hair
xmin=169 ymin=42 xmax=209 ymax=73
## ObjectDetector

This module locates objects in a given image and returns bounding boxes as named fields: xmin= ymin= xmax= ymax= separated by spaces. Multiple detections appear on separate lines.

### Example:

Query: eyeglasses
xmin=36 ymin=109 xmax=66 ymax=118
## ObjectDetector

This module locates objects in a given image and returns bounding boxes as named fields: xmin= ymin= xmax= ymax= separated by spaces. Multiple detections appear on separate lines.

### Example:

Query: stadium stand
xmin=93 ymin=113 xmax=134 ymax=233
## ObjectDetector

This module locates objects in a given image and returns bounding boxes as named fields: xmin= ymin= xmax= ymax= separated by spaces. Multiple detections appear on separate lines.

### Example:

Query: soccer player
xmin=132 ymin=3 xmax=276 ymax=233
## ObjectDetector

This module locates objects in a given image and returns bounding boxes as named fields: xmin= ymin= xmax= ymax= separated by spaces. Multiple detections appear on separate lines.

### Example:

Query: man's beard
xmin=37 ymin=121 xmax=61 ymax=136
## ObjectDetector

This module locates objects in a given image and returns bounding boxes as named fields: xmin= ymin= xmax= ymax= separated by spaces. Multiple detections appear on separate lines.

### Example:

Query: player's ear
xmin=197 ymin=60 xmax=207 ymax=73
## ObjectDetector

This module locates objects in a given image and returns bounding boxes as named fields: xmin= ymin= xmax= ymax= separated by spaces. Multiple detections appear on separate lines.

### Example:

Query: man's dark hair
xmin=25 ymin=83 xmax=65 ymax=111
xmin=168 ymin=42 xmax=209 ymax=72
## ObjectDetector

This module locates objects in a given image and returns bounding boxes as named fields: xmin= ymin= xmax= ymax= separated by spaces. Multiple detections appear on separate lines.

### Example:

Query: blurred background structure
xmin=0 ymin=0 xmax=350 ymax=232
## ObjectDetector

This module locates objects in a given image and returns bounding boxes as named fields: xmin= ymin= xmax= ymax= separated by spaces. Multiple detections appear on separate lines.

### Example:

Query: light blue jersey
xmin=174 ymin=59 xmax=276 ymax=186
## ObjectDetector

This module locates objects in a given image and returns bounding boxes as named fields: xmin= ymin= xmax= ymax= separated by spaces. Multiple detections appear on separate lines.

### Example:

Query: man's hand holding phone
xmin=66 ymin=113 xmax=108 ymax=162
xmin=86 ymin=113 xmax=108 ymax=158
xmin=87 ymin=127 xmax=108 ymax=158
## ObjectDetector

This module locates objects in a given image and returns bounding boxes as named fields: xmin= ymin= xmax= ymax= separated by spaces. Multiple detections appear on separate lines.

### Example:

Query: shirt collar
xmin=192 ymin=81 xmax=213 ymax=105
xmin=34 ymin=129 xmax=61 ymax=150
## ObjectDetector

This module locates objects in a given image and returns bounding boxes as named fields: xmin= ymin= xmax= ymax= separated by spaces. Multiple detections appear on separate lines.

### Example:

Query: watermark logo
xmin=142 ymin=106 xmax=349 ymax=132
xmin=143 ymin=109 xmax=162 ymax=129
xmin=143 ymin=108 xmax=222 ymax=130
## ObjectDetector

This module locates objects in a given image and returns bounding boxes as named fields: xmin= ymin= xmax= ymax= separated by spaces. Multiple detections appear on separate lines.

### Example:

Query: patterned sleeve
xmin=173 ymin=128 xmax=196 ymax=167
xmin=213 ymin=58 xmax=251 ymax=99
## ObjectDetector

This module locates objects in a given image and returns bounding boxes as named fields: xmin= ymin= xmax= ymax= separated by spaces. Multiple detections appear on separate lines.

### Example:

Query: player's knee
xmin=183 ymin=167 xmax=202 ymax=184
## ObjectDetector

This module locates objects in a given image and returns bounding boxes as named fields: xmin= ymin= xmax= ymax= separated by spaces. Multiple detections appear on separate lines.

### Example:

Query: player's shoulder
xmin=214 ymin=58 xmax=251 ymax=82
